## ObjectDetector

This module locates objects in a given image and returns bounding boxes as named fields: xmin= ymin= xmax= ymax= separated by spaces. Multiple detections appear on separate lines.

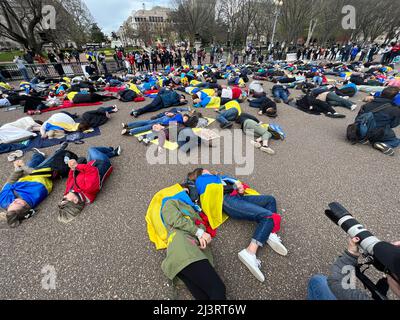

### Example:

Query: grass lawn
xmin=0 ymin=50 xmax=24 ymax=63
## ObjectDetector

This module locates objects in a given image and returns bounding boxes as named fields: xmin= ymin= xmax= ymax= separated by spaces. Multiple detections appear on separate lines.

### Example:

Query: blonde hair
xmin=47 ymin=130 xmax=65 ymax=139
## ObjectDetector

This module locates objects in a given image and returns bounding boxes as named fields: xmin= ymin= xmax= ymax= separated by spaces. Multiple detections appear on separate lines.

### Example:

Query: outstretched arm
xmin=6 ymin=161 xmax=32 ymax=184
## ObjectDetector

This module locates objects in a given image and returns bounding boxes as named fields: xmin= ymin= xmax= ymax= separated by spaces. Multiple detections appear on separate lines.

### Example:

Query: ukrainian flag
xmin=146 ymin=184 xmax=183 ymax=250
xmin=195 ymin=174 xmax=228 ymax=229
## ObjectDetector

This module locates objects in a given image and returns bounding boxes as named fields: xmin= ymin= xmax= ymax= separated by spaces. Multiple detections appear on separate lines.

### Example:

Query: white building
xmin=118 ymin=5 xmax=172 ymax=47
xmin=132 ymin=5 xmax=171 ymax=28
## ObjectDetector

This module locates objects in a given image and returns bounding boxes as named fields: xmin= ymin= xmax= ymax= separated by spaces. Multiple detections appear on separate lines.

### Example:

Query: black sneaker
xmin=373 ymin=143 xmax=394 ymax=156
xmin=221 ymin=122 xmax=233 ymax=129
xmin=326 ymin=112 xmax=345 ymax=118
xmin=114 ymin=146 xmax=122 ymax=156
xmin=274 ymin=98 xmax=282 ymax=103
xmin=359 ymin=139 xmax=370 ymax=145
xmin=60 ymin=142 xmax=69 ymax=150
xmin=130 ymin=110 xmax=139 ymax=118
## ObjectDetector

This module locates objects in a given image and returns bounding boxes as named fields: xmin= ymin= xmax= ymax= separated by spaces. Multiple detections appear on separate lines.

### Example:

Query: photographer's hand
xmin=392 ymin=241 xmax=400 ymax=247
xmin=347 ymin=237 xmax=361 ymax=257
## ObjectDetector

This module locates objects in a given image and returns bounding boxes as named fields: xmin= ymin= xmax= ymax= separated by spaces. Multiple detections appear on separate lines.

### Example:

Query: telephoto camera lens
xmin=325 ymin=202 xmax=381 ymax=255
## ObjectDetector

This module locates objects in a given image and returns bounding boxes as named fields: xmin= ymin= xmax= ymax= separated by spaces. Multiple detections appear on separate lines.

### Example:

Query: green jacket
xmin=161 ymin=199 xmax=213 ymax=280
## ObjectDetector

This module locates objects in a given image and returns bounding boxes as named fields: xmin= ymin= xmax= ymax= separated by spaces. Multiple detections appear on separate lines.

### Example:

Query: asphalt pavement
xmin=0 ymin=78 xmax=399 ymax=300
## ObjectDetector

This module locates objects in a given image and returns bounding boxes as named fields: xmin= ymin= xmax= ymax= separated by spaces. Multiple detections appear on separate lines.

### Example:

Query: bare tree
xmin=346 ymin=0 xmax=400 ymax=44
xmin=0 ymin=0 xmax=45 ymax=53
xmin=170 ymin=0 xmax=217 ymax=43
xmin=278 ymin=0 xmax=311 ymax=45
xmin=0 ymin=0 xmax=95 ymax=52
xmin=250 ymin=0 xmax=275 ymax=46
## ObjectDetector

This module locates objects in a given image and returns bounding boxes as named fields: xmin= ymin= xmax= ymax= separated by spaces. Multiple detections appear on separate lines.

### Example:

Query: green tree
xmin=89 ymin=23 xmax=107 ymax=43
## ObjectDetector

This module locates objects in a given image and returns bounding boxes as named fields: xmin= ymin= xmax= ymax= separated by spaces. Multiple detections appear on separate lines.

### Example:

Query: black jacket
xmin=81 ymin=108 xmax=110 ymax=128
xmin=359 ymin=98 xmax=400 ymax=129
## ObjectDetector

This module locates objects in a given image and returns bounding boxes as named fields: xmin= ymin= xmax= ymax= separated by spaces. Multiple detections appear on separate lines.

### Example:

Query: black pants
xmin=177 ymin=260 xmax=226 ymax=300
xmin=21 ymin=95 xmax=46 ymax=112
xmin=309 ymin=97 xmax=337 ymax=114
xmin=335 ymin=87 xmax=356 ymax=97
xmin=250 ymin=96 xmax=277 ymax=115
xmin=137 ymin=95 xmax=164 ymax=115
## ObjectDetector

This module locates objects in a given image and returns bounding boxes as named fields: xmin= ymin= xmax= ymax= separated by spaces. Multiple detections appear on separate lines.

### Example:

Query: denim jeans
xmin=127 ymin=117 xmax=169 ymax=135
xmin=223 ymin=195 xmax=276 ymax=246
xmin=307 ymin=275 xmax=337 ymax=300
xmin=313 ymin=76 xmax=323 ymax=86
xmin=0 ymin=143 xmax=25 ymax=154
xmin=217 ymin=108 xmax=238 ymax=125
xmin=27 ymin=145 xmax=67 ymax=169
xmin=272 ymin=88 xmax=289 ymax=102
xmin=153 ymin=108 xmax=189 ymax=119
xmin=87 ymin=147 xmax=116 ymax=182
xmin=128 ymin=117 xmax=169 ymax=128
xmin=19 ymin=67 xmax=30 ymax=82
xmin=382 ymin=136 xmax=400 ymax=149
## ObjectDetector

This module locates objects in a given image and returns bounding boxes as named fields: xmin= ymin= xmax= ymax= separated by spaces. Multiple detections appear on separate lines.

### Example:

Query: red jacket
xmin=231 ymin=86 xmax=242 ymax=99
xmin=392 ymin=44 xmax=400 ymax=53
xmin=64 ymin=161 xmax=113 ymax=204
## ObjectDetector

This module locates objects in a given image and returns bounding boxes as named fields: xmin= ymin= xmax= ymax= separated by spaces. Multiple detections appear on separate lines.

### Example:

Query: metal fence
xmin=0 ymin=61 xmax=121 ymax=82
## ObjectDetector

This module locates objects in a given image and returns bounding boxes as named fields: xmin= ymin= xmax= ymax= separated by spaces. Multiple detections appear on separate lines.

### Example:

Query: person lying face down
xmin=130 ymin=90 xmax=188 ymax=118
xmin=40 ymin=112 xmax=92 ymax=139
xmin=58 ymin=146 xmax=122 ymax=223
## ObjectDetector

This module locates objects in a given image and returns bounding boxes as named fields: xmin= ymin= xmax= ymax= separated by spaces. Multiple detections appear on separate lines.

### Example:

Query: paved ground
xmin=0 ymin=78 xmax=399 ymax=300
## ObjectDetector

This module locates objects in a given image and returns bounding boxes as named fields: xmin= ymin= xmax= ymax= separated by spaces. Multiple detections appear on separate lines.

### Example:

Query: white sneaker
xmin=238 ymin=249 xmax=265 ymax=282
xmin=267 ymin=233 xmax=288 ymax=256
xmin=32 ymin=148 xmax=45 ymax=157
xmin=350 ymin=104 xmax=358 ymax=111
xmin=250 ymin=140 xmax=262 ymax=149
xmin=260 ymin=146 xmax=275 ymax=155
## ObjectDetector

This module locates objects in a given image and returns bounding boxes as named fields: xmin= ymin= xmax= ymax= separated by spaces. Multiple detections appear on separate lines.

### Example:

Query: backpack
xmin=268 ymin=123 xmax=286 ymax=140
xmin=65 ymin=132 xmax=85 ymax=144
xmin=346 ymin=103 xmax=391 ymax=144
xmin=49 ymin=150 xmax=79 ymax=178
xmin=119 ymin=89 xmax=137 ymax=102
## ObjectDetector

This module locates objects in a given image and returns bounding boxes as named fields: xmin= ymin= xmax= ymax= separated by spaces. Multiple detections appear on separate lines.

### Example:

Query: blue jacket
xmin=160 ymin=114 xmax=184 ymax=126
xmin=0 ymin=169 xmax=53 ymax=210
xmin=341 ymin=82 xmax=358 ymax=93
